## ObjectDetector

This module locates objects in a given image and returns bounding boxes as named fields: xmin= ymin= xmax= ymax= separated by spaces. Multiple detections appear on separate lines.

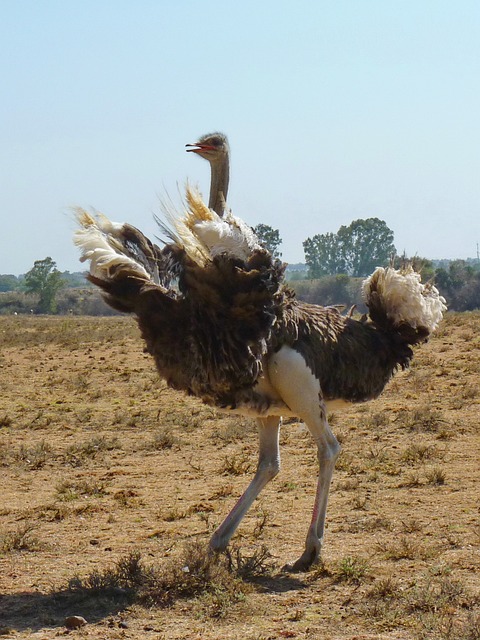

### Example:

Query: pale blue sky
xmin=1 ymin=0 xmax=479 ymax=274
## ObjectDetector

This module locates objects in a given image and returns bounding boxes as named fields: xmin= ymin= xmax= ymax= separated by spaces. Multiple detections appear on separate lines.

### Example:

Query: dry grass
xmin=65 ymin=542 xmax=255 ymax=615
xmin=0 ymin=522 xmax=41 ymax=553
xmin=0 ymin=312 xmax=478 ymax=639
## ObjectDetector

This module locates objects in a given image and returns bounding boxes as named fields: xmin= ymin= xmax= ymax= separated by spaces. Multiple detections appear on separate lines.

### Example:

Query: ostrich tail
xmin=73 ymin=209 xmax=165 ymax=313
xmin=362 ymin=267 xmax=447 ymax=344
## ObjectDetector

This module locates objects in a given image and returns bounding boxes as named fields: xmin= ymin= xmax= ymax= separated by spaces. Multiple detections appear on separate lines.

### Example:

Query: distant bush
xmin=0 ymin=292 xmax=37 ymax=315
xmin=291 ymin=275 xmax=366 ymax=312
xmin=290 ymin=262 xmax=480 ymax=312
xmin=1 ymin=258 xmax=478 ymax=314
xmin=60 ymin=271 xmax=90 ymax=288
xmin=0 ymin=289 xmax=118 ymax=316
xmin=435 ymin=260 xmax=480 ymax=311
xmin=0 ymin=274 xmax=21 ymax=292
xmin=55 ymin=288 xmax=119 ymax=315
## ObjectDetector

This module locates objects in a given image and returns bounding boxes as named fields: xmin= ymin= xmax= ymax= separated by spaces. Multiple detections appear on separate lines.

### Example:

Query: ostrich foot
xmin=282 ymin=545 xmax=320 ymax=573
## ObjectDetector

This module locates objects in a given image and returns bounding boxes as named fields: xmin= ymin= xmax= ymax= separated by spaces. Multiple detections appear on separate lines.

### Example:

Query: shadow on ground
xmin=0 ymin=571 xmax=311 ymax=633
xmin=0 ymin=588 xmax=132 ymax=632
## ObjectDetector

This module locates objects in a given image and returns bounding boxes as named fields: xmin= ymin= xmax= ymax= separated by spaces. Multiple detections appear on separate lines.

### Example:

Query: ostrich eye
xmin=210 ymin=136 xmax=222 ymax=147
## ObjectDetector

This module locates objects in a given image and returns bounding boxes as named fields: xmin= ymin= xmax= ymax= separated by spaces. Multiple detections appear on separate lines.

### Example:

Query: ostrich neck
xmin=209 ymin=160 xmax=229 ymax=217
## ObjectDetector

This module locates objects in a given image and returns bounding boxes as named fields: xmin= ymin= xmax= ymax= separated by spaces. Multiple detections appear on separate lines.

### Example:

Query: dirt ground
xmin=0 ymin=312 xmax=478 ymax=640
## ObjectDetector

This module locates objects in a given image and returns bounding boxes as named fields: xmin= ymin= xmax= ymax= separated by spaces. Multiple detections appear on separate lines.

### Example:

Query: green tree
xmin=253 ymin=224 xmax=282 ymax=258
xmin=303 ymin=232 xmax=346 ymax=278
xmin=337 ymin=218 xmax=396 ymax=277
xmin=303 ymin=218 xmax=396 ymax=278
xmin=24 ymin=257 xmax=65 ymax=313
xmin=393 ymin=254 xmax=436 ymax=281
xmin=435 ymin=260 xmax=480 ymax=311
xmin=0 ymin=274 xmax=19 ymax=292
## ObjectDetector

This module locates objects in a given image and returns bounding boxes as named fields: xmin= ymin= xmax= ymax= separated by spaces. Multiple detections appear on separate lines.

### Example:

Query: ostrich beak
xmin=186 ymin=143 xmax=216 ymax=153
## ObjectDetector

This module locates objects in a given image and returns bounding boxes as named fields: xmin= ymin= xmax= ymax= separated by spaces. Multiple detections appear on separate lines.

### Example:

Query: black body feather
xmin=79 ymin=216 xmax=438 ymax=412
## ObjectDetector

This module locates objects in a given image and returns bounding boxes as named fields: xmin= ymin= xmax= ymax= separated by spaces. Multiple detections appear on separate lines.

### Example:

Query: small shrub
xmin=56 ymin=479 xmax=107 ymax=501
xmin=252 ymin=508 xmax=270 ymax=539
xmin=0 ymin=414 xmax=12 ymax=428
xmin=400 ymin=518 xmax=423 ymax=533
xmin=405 ymin=576 xmax=465 ymax=613
xmin=67 ymin=550 xmax=146 ymax=594
xmin=13 ymin=441 xmax=54 ymax=470
xmin=279 ymin=480 xmax=298 ymax=492
xmin=0 ymin=522 xmax=41 ymax=553
xmin=401 ymin=471 xmax=422 ymax=487
xmin=66 ymin=435 xmax=120 ymax=464
xmin=148 ymin=428 xmax=180 ymax=451
xmin=210 ymin=484 xmax=234 ymax=499
xmin=460 ymin=383 xmax=478 ymax=400
xmin=351 ymin=494 xmax=368 ymax=511
xmin=211 ymin=417 xmax=254 ymax=444
xmin=162 ymin=507 xmax=187 ymax=522
xmin=396 ymin=406 xmax=446 ymax=433
xmin=426 ymin=466 xmax=446 ymax=486
xmin=66 ymin=543 xmax=255 ymax=615
xmin=0 ymin=442 xmax=10 ymax=467
xmin=336 ymin=477 xmax=360 ymax=491
xmin=366 ymin=576 xmax=399 ymax=600
xmin=376 ymin=536 xmax=431 ymax=561
xmin=401 ymin=442 xmax=438 ymax=465
xmin=337 ymin=555 xmax=368 ymax=583
xmin=366 ymin=444 xmax=388 ymax=463
xmin=226 ymin=544 xmax=275 ymax=579
xmin=140 ymin=541 xmax=250 ymax=607
xmin=220 ymin=452 xmax=252 ymax=476
xmin=113 ymin=489 xmax=139 ymax=508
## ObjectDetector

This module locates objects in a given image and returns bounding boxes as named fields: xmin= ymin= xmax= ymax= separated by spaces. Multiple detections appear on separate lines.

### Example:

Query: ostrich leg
xmin=285 ymin=417 xmax=340 ymax=571
xmin=267 ymin=346 xmax=341 ymax=571
xmin=209 ymin=415 xmax=281 ymax=552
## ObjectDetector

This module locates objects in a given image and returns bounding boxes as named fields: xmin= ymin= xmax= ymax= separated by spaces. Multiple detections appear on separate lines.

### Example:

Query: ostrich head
xmin=186 ymin=132 xmax=230 ymax=217
xmin=186 ymin=132 xmax=230 ymax=164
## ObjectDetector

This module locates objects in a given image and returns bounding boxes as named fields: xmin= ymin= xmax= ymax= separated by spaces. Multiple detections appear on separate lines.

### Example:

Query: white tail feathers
xmin=73 ymin=208 xmax=151 ymax=282
xmin=362 ymin=266 xmax=447 ymax=334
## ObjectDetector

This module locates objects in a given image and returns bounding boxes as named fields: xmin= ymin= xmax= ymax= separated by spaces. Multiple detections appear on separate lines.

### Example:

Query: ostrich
xmin=74 ymin=186 xmax=446 ymax=572
xmin=186 ymin=132 xmax=230 ymax=217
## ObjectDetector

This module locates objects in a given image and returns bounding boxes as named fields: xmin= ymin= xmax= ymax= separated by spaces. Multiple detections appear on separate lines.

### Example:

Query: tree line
xmin=1 ymin=219 xmax=479 ymax=313
xmin=0 ymin=258 xmax=114 ymax=316
xmin=302 ymin=218 xmax=395 ymax=278
xmin=256 ymin=220 xmax=479 ymax=311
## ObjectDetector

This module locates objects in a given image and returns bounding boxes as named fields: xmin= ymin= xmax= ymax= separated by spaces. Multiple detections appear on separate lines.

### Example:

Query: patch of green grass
xmin=336 ymin=555 xmax=368 ymax=583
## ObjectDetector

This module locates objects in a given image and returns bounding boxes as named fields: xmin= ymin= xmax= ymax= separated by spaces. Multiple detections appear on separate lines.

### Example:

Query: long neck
xmin=209 ymin=158 xmax=229 ymax=217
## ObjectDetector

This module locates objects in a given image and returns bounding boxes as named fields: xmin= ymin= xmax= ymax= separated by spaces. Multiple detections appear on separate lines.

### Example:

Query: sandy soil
xmin=0 ymin=312 xmax=478 ymax=639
